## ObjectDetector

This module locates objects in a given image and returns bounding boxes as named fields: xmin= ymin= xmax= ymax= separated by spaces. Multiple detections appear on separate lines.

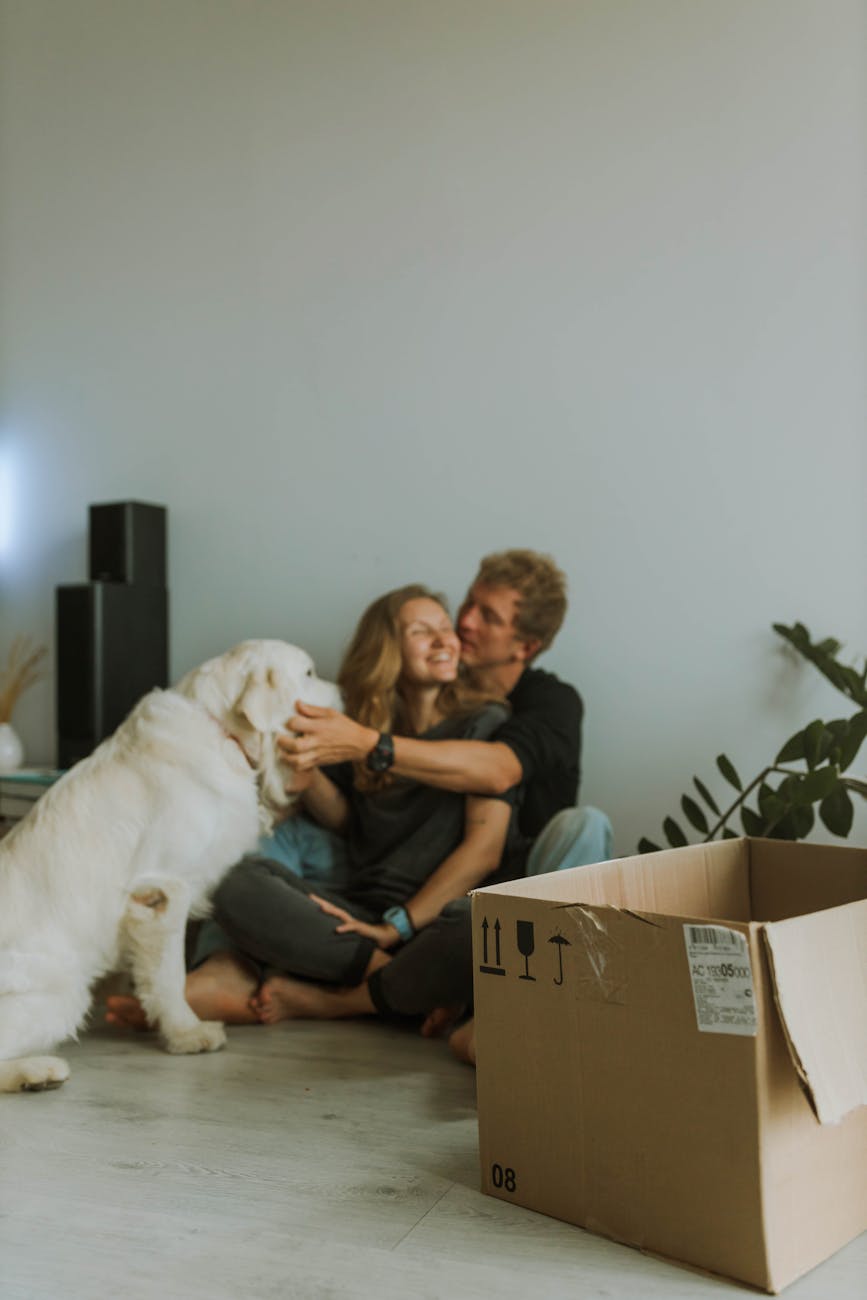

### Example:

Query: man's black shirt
xmin=496 ymin=666 xmax=583 ymax=839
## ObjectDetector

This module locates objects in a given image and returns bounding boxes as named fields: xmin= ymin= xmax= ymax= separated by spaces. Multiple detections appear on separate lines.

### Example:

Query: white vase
xmin=0 ymin=722 xmax=24 ymax=772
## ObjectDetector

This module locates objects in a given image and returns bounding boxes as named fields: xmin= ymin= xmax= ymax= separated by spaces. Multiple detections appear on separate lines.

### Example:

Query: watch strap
xmin=365 ymin=732 xmax=395 ymax=773
xmin=382 ymin=906 xmax=414 ymax=943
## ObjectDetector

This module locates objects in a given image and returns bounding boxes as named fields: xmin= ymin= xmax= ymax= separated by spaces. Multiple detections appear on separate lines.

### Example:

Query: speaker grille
xmin=56 ymin=583 xmax=169 ymax=767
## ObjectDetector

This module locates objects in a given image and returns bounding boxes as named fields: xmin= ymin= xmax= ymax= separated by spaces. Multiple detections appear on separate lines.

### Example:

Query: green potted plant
xmin=639 ymin=622 xmax=867 ymax=852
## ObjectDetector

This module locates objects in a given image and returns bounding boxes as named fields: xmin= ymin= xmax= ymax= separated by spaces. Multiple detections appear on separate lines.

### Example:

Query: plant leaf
xmin=798 ymin=764 xmax=840 ymax=804
xmin=663 ymin=817 xmax=688 ymax=848
xmin=791 ymin=804 xmax=815 ymax=839
xmin=741 ymin=805 xmax=765 ymax=836
xmin=825 ymin=718 xmax=850 ymax=766
xmin=774 ymin=621 xmax=808 ymax=650
xmin=757 ymin=780 xmax=774 ymax=811
xmin=716 ymin=753 xmax=742 ymax=791
xmin=819 ymin=786 xmax=854 ymax=837
xmin=775 ymin=729 xmax=805 ymax=763
xmin=721 ymin=827 xmax=739 ymax=839
xmin=838 ymin=710 xmax=867 ymax=771
xmin=681 ymin=795 xmax=709 ymax=834
xmin=803 ymin=719 xmax=832 ymax=770
xmin=768 ymin=811 xmax=798 ymax=840
xmin=638 ymin=837 xmax=661 ymax=854
xmin=838 ymin=664 xmax=867 ymax=706
xmin=757 ymin=783 xmax=787 ymax=829
xmin=773 ymin=622 xmax=867 ymax=705
xmin=693 ymin=776 xmax=720 ymax=816
xmin=777 ymin=773 xmax=800 ymax=804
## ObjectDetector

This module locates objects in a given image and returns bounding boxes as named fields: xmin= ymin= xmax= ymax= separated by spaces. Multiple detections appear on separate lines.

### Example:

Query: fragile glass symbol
xmin=517 ymin=920 xmax=536 ymax=981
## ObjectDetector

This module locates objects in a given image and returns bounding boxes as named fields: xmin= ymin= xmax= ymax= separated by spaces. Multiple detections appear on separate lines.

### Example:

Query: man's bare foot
xmin=448 ymin=1017 xmax=476 ymax=1066
xmin=252 ymin=974 xmax=374 ymax=1024
xmin=105 ymin=951 xmax=261 ymax=1030
xmin=420 ymin=1005 xmax=463 ymax=1039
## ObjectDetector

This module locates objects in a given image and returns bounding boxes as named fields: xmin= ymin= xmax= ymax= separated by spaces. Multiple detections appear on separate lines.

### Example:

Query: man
xmin=280 ymin=549 xmax=612 ymax=875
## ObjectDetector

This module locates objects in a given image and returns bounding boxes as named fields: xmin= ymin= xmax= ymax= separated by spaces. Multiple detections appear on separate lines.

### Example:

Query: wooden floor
xmin=0 ymin=1017 xmax=863 ymax=1300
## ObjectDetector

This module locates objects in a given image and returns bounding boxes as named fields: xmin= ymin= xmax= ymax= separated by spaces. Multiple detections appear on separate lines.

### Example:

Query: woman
xmin=107 ymin=584 xmax=519 ymax=1031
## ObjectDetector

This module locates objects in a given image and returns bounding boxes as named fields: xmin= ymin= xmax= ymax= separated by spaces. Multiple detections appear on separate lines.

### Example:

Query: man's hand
xmin=278 ymin=702 xmax=378 ymax=771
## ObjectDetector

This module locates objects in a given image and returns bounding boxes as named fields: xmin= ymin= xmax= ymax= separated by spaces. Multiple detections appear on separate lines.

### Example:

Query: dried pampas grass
xmin=0 ymin=636 xmax=47 ymax=723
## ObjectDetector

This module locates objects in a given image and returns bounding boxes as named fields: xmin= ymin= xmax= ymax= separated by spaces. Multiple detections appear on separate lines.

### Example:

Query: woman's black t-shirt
xmin=327 ymin=704 xmax=520 ymax=911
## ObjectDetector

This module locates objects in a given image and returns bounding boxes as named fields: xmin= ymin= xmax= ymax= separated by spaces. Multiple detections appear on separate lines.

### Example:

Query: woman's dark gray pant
xmin=213 ymin=857 xmax=378 ymax=989
xmin=368 ymin=898 xmax=473 ymax=1021
xmin=212 ymin=857 xmax=474 ymax=1019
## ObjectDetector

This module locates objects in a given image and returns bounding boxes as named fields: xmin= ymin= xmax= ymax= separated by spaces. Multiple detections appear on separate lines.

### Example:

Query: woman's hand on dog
xmin=278 ymin=703 xmax=379 ymax=770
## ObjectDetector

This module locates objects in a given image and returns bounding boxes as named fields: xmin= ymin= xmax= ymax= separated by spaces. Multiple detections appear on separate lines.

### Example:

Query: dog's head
xmin=176 ymin=640 xmax=341 ymax=820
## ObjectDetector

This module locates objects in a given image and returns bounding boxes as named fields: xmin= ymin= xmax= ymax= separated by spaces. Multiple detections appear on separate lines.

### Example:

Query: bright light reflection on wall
xmin=0 ymin=439 xmax=18 ymax=563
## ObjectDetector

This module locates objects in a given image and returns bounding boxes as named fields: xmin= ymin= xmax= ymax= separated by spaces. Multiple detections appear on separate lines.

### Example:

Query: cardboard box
xmin=472 ymin=838 xmax=867 ymax=1292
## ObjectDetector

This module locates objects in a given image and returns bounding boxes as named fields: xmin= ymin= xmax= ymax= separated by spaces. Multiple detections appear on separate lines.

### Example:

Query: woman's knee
xmin=212 ymin=856 xmax=298 ymax=923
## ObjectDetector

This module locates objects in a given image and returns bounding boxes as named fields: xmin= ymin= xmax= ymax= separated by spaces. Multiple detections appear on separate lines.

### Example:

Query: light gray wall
xmin=1 ymin=0 xmax=865 ymax=852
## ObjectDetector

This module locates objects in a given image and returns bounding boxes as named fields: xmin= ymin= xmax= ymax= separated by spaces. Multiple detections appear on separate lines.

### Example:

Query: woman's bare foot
xmin=252 ymin=975 xmax=374 ymax=1024
xmin=184 ymin=951 xmax=261 ymax=1023
xmin=105 ymin=951 xmax=261 ymax=1029
xmin=105 ymin=995 xmax=149 ymax=1030
xmin=448 ymin=1017 xmax=476 ymax=1066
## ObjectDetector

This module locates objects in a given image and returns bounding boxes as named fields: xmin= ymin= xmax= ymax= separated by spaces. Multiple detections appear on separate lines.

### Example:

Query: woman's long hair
xmin=339 ymin=584 xmax=504 ymax=791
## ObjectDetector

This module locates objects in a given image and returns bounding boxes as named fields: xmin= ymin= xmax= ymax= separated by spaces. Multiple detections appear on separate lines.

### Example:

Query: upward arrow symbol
xmin=479 ymin=916 xmax=506 ymax=975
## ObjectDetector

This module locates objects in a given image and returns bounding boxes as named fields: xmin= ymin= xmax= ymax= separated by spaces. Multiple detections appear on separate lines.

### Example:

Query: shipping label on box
xmin=683 ymin=922 xmax=758 ymax=1036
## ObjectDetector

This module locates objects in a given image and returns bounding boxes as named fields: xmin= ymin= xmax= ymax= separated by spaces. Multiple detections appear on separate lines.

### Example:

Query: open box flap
xmin=762 ymin=897 xmax=867 ymax=1125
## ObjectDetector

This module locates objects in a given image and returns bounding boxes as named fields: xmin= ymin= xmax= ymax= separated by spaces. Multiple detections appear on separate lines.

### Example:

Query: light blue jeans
xmin=254 ymin=814 xmax=351 ymax=887
xmin=525 ymin=805 xmax=614 ymax=875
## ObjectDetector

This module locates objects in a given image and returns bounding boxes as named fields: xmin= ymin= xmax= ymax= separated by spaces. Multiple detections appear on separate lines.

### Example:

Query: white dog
xmin=0 ymin=639 xmax=340 ymax=1094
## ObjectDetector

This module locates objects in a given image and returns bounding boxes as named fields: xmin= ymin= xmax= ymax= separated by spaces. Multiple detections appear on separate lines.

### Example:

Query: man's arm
xmin=278 ymin=702 xmax=522 ymax=795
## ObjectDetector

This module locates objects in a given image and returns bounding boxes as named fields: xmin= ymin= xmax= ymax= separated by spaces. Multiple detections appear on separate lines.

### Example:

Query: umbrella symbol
xmin=549 ymin=932 xmax=571 ymax=985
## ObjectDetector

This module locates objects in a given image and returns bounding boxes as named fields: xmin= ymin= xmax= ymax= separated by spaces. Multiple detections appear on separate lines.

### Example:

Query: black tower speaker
xmin=89 ymin=501 xmax=167 ymax=585
xmin=56 ymin=584 xmax=169 ymax=769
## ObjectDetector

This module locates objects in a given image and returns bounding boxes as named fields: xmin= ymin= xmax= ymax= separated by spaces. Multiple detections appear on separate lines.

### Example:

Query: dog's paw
xmin=162 ymin=1021 xmax=227 ymax=1055
xmin=0 ymin=1056 xmax=71 ymax=1093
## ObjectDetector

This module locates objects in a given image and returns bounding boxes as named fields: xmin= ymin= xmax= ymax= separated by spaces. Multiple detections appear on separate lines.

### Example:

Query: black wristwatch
xmin=365 ymin=732 xmax=395 ymax=773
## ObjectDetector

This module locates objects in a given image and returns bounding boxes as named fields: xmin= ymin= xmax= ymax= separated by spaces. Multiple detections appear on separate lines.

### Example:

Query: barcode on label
xmin=687 ymin=925 xmax=741 ymax=950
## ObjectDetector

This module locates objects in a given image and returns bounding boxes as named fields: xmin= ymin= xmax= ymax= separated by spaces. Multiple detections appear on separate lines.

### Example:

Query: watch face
xmin=367 ymin=733 xmax=395 ymax=772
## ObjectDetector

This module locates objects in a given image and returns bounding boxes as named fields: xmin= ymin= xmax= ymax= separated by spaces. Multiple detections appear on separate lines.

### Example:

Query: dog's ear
xmin=235 ymin=667 xmax=283 ymax=734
